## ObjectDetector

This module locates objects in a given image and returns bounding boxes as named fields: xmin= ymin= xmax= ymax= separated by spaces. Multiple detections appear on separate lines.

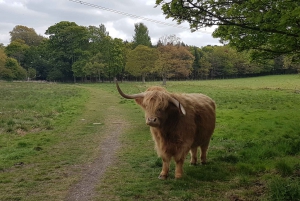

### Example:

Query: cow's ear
xmin=134 ymin=98 xmax=144 ymax=106
xmin=178 ymin=102 xmax=186 ymax=115
xmin=169 ymin=96 xmax=186 ymax=115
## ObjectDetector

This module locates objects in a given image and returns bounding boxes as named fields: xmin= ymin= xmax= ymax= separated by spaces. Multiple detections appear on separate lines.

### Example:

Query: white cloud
xmin=104 ymin=21 xmax=130 ymax=41
xmin=0 ymin=0 xmax=221 ymax=47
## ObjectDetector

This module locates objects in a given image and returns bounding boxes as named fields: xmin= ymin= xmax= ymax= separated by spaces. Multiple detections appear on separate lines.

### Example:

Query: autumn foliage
xmin=156 ymin=45 xmax=194 ymax=84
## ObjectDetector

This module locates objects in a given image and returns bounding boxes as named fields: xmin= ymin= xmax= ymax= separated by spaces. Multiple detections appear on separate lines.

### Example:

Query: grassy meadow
xmin=0 ymin=75 xmax=300 ymax=200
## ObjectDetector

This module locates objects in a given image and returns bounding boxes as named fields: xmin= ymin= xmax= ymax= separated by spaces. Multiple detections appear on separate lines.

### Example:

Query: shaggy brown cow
xmin=116 ymin=80 xmax=216 ymax=179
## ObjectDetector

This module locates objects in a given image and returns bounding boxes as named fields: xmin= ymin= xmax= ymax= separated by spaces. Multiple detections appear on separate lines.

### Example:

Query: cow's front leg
xmin=159 ymin=157 xmax=170 ymax=179
xmin=174 ymin=157 xmax=185 ymax=179
xmin=190 ymin=147 xmax=198 ymax=165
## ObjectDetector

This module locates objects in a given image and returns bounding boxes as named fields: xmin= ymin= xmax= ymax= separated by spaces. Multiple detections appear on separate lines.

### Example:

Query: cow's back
xmin=172 ymin=93 xmax=216 ymax=147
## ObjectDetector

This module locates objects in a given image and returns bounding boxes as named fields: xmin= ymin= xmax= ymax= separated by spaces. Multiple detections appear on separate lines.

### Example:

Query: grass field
xmin=0 ymin=75 xmax=300 ymax=200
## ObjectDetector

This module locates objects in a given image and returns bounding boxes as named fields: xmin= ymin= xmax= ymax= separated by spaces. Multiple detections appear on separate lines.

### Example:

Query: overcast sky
xmin=0 ymin=0 xmax=221 ymax=47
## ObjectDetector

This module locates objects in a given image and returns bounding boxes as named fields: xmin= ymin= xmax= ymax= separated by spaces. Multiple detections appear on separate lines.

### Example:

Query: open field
xmin=0 ymin=75 xmax=300 ymax=200
xmin=0 ymin=81 xmax=126 ymax=200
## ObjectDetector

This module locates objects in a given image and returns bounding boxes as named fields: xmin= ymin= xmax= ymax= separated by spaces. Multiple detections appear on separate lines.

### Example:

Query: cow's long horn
xmin=170 ymin=97 xmax=186 ymax=115
xmin=115 ymin=79 xmax=145 ymax=99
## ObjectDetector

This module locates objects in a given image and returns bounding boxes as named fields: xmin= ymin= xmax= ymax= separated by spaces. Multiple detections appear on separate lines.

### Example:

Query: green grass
xmin=0 ymin=82 xmax=122 ymax=200
xmin=95 ymin=75 xmax=300 ymax=201
xmin=0 ymin=75 xmax=300 ymax=200
xmin=0 ymin=82 xmax=91 ymax=200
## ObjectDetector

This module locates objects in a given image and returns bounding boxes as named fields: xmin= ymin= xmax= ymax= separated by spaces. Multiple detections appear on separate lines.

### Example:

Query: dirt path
xmin=65 ymin=87 xmax=127 ymax=201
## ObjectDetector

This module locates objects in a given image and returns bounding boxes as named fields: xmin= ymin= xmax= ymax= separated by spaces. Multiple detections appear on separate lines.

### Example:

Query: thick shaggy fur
xmin=134 ymin=86 xmax=216 ymax=179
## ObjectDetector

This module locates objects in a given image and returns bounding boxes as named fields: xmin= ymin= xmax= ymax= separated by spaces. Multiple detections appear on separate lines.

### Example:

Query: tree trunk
xmin=142 ymin=75 xmax=146 ymax=83
xmin=162 ymin=76 xmax=167 ymax=85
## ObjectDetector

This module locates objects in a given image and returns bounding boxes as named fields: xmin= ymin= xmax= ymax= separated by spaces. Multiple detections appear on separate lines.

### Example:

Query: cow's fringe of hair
xmin=143 ymin=90 xmax=170 ymax=113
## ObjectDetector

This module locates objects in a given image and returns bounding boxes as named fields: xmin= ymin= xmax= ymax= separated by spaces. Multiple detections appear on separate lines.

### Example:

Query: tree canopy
xmin=155 ymin=0 xmax=300 ymax=60
xmin=5 ymin=39 xmax=29 ymax=66
xmin=153 ymin=34 xmax=194 ymax=84
xmin=10 ymin=25 xmax=44 ymax=46
xmin=126 ymin=45 xmax=158 ymax=82
xmin=132 ymin=23 xmax=152 ymax=48
xmin=45 ymin=21 xmax=90 ymax=81
xmin=2 ymin=22 xmax=299 ymax=82
xmin=156 ymin=44 xmax=194 ymax=84
xmin=0 ymin=52 xmax=27 ymax=81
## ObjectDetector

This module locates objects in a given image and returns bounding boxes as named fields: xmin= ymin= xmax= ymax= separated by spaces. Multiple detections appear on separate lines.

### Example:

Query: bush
xmin=3 ymin=57 xmax=26 ymax=80
xmin=0 ymin=67 xmax=13 ymax=81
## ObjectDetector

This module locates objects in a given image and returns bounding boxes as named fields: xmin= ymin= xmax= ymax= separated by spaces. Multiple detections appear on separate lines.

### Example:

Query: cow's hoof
xmin=175 ymin=175 xmax=182 ymax=179
xmin=158 ymin=174 xmax=168 ymax=180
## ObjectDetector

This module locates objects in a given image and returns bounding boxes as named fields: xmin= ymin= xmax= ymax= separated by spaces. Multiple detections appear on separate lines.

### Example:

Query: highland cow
xmin=116 ymin=80 xmax=216 ymax=179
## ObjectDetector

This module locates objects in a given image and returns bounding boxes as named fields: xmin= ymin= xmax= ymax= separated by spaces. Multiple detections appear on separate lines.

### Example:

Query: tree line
xmin=0 ymin=21 xmax=299 ymax=84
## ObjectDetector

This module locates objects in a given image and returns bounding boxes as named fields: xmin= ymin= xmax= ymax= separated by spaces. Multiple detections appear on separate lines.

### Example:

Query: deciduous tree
xmin=4 ymin=57 xmax=27 ymax=80
xmin=198 ymin=56 xmax=211 ymax=79
xmin=45 ymin=21 xmax=89 ymax=81
xmin=5 ymin=39 xmax=29 ymax=66
xmin=132 ymin=23 xmax=152 ymax=48
xmin=156 ymin=45 xmax=194 ymax=85
xmin=155 ymin=0 xmax=300 ymax=60
xmin=0 ymin=48 xmax=7 ymax=68
xmin=87 ymin=25 xmax=125 ymax=81
xmin=24 ymin=41 xmax=52 ymax=80
xmin=84 ymin=53 xmax=106 ymax=82
xmin=126 ymin=45 xmax=158 ymax=83
xmin=87 ymin=24 xmax=109 ymax=55
xmin=72 ymin=50 xmax=91 ymax=81
xmin=0 ymin=49 xmax=13 ymax=80
xmin=10 ymin=25 xmax=44 ymax=46
xmin=159 ymin=34 xmax=181 ymax=46
xmin=283 ymin=56 xmax=300 ymax=73
xmin=104 ymin=38 xmax=125 ymax=81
